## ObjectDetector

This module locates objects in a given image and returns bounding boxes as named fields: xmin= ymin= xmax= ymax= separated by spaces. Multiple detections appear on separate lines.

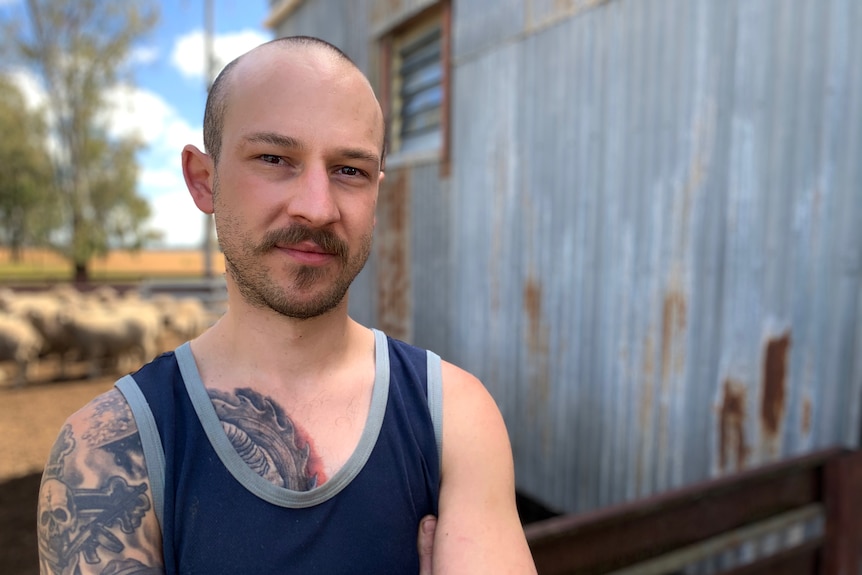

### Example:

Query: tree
xmin=0 ymin=75 xmax=57 ymax=261
xmin=4 ymin=0 xmax=160 ymax=281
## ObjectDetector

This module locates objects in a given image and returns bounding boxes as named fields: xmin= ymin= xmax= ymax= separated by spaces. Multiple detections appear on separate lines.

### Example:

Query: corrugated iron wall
xmin=270 ymin=0 xmax=372 ymax=69
xmin=449 ymin=0 xmax=862 ymax=513
xmin=271 ymin=0 xmax=862 ymax=515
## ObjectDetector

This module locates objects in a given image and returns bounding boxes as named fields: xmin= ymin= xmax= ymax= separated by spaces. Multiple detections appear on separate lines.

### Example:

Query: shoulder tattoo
xmin=38 ymin=392 xmax=156 ymax=574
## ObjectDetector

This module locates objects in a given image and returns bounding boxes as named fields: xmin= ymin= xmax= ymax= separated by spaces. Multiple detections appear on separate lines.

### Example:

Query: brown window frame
xmin=379 ymin=1 xmax=451 ymax=176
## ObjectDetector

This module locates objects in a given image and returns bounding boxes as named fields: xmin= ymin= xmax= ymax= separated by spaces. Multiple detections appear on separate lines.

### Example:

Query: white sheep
xmin=57 ymin=301 xmax=163 ymax=378
xmin=164 ymin=297 xmax=213 ymax=340
xmin=0 ymin=312 xmax=44 ymax=387
xmin=25 ymin=300 xmax=79 ymax=378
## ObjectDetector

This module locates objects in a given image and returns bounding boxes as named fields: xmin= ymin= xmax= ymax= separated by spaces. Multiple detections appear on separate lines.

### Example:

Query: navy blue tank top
xmin=116 ymin=329 xmax=442 ymax=574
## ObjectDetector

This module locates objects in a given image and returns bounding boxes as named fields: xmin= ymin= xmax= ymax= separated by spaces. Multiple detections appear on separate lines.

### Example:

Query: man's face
xmin=211 ymin=48 xmax=384 ymax=319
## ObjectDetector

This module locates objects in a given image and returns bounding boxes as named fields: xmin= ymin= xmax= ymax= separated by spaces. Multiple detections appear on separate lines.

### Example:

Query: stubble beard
xmin=223 ymin=226 xmax=372 ymax=320
xmin=214 ymin=185 xmax=372 ymax=320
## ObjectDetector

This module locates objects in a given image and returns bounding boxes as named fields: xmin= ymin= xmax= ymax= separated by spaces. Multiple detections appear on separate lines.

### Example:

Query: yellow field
xmin=0 ymin=247 xmax=226 ymax=280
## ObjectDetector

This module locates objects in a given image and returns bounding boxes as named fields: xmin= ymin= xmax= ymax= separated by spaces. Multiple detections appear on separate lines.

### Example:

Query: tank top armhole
xmin=115 ymin=374 xmax=166 ymax=531
xmin=426 ymin=351 xmax=443 ymax=465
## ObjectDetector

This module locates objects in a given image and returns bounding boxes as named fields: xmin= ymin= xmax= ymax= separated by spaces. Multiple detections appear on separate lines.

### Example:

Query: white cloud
xmin=170 ymin=28 xmax=271 ymax=81
xmin=103 ymin=84 xmax=177 ymax=145
xmin=164 ymin=118 xmax=204 ymax=152
xmin=140 ymin=167 xmax=184 ymax=190
xmin=130 ymin=45 xmax=160 ymax=66
xmin=149 ymin=189 xmax=209 ymax=248
xmin=6 ymin=68 xmax=65 ymax=158
xmin=7 ymin=68 xmax=47 ymax=110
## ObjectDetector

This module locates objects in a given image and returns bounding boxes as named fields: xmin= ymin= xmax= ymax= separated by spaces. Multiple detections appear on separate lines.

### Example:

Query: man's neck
xmin=190 ymin=293 xmax=371 ymax=395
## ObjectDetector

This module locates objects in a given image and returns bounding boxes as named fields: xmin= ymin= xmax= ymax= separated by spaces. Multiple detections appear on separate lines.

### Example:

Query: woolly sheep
xmin=0 ymin=313 xmax=44 ymax=387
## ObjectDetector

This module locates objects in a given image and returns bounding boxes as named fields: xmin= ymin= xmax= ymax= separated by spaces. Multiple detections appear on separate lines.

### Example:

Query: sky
xmin=2 ymin=0 xmax=274 ymax=248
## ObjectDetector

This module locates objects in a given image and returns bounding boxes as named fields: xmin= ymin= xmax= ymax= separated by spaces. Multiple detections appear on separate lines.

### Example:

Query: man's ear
xmin=183 ymin=145 xmax=215 ymax=214
xmin=374 ymin=170 xmax=384 ymax=228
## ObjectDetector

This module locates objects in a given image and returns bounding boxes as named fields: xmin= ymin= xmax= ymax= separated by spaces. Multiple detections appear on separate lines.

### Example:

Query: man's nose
xmin=287 ymin=163 xmax=339 ymax=226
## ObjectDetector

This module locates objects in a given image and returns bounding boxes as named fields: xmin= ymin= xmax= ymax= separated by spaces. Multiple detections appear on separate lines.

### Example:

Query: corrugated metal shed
xmin=269 ymin=0 xmax=862 ymax=515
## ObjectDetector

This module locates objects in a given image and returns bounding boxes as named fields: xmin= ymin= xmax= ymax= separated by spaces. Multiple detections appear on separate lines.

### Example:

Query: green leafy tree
xmin=4 ymin=0 xmax=161 ymax=281
xmin=0 ymin=75 xmax=57 ymax=261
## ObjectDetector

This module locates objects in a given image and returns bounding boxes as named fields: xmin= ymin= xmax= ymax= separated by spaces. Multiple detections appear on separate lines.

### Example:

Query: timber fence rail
xmin=525 ymin=447 xmax=862 ymax=575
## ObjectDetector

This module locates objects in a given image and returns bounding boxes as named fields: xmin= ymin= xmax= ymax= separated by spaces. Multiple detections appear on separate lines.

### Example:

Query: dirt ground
xmin=1 ymin=370 xmax=118 ymax=575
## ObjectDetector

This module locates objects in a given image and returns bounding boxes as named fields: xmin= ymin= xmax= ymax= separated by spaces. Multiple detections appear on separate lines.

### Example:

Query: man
xmin=37 ymin=36 xmax=537 ymax=574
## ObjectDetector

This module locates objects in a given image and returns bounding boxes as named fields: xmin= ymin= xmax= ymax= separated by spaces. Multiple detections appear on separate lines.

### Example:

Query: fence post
xmin=821 ymin=450 xmax=862 ymax=575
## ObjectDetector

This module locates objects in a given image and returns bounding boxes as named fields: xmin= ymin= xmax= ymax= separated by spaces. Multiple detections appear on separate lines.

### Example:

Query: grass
xmin=0 ymin=247 xmax=226 ymax=283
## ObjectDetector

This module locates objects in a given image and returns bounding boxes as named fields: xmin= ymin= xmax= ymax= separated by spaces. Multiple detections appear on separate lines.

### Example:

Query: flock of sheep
xmin=0 ymin=284 xmax=217 ymax=387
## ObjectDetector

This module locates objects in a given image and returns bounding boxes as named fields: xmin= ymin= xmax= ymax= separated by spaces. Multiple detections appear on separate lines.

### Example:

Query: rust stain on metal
xmin=660 ymin=289 xmax=687 ymax=381
xmin=524 ymin=277 xmax=550 ymax=400
xmin=524 ymin=278 xmax=541 ymax=331
xmin=523 ymin=277 xmax=551 ymax=452
xmin=718 ymin=378 xmax=749 ymax=472
xmin=375 ymin=169 xmax=410 ymax=340
xmin=761 ymin=332 xmax=791 ymax=439
xmin=801 ymin=395 xmax=812 ymax=436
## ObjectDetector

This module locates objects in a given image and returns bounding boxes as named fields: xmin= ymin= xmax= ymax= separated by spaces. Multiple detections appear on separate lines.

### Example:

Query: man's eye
xmin=259 ymin=154 xmax=282 ymax=164
xmin=338 ymin=166 xmax=360 ymax=176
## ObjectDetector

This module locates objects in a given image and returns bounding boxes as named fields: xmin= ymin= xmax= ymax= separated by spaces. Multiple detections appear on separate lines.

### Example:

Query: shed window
xmin=387 ymin=6 xmax=448 ymax=156
xmin=398 ymin=27 xmax=442 ymax=147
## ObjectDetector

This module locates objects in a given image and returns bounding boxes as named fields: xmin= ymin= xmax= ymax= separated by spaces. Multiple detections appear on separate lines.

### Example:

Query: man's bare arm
xmin=37 ymin=389 xmax=164 ymax=575
xmin=431 ymin=363 xmax=537 ymax=574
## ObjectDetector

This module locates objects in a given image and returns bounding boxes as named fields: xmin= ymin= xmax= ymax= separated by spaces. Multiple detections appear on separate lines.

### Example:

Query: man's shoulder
xmin=40 ymin=381 xmax=165 ymax=572
xmin=64 ymin=387 xmax=139 ymax=443
xmin=376 ymin=331 xmax=483 ymax=389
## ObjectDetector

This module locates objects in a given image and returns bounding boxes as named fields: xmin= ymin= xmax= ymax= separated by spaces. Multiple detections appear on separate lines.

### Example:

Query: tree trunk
xmin=10 ymin=242 xmax=22 ymax=263
xmin=73 ymin=261 xmax=88 ymax=284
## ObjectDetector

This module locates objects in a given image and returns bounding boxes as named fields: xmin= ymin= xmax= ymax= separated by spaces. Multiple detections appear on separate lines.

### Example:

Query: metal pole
xmin=202 ymin=0 xmax=215 ymax=278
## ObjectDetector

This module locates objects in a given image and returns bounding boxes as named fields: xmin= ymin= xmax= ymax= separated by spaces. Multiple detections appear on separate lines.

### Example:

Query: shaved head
xmin=202 ymin=36 xmax=384 ymax=167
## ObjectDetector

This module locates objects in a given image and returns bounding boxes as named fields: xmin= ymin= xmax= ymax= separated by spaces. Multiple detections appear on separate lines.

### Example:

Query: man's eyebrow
xmin=338 ymin=148 xmax=381 ymax=167
xmin=242 ymin=131 xmax=305 ymax=149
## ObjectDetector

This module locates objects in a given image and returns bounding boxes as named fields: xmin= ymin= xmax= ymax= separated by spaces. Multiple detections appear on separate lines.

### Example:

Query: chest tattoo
xmin=208 ymin=387 xmax=324 ymax=490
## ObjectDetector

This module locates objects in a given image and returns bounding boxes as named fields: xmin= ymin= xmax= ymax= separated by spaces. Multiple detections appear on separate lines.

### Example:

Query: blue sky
xmin=3 ymin=0 xmax=274 ymax=247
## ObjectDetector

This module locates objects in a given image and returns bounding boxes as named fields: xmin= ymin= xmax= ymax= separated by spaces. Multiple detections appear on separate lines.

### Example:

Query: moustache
xmin=256 ymin=225 xmax=349 ymax=260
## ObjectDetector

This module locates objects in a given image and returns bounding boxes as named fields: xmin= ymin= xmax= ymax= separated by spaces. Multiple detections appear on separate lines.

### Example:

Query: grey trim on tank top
xmin=116 ymin=328 xmax=444 ymax=525
xmin=115 ymin=374 xmax=166 ymax=530
xmin=426 ymin=350 xmax=443 ymax=464
xmin=175 ymin=329 xmax=391 ymax=508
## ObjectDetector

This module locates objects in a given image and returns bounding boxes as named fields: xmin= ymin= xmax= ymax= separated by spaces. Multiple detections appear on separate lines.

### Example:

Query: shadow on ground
xmin=1 ymin=472 xmax=40 ymax=575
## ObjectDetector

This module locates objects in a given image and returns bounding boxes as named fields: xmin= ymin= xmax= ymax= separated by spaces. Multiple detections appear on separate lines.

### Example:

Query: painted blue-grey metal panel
xmin=271 ymin=0 xmax=372 ymax=70
xmin=449 ymin=0 xmax=862 ymax=514
xmin=449 ymin=38 xmax=529 ymax=487
xmin=409 ymin=160 xmax=453 ymax=358
xmin=450 ymin=0 xmax=525 ymax=59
